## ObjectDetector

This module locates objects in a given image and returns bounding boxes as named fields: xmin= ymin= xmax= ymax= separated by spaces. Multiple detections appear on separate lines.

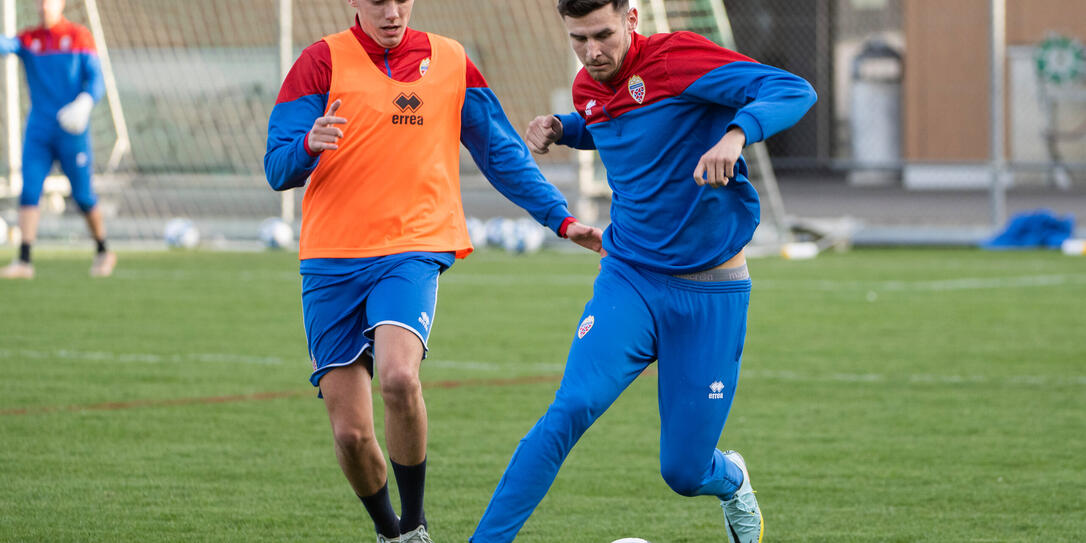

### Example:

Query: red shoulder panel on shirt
xmin=663 ymin=31 xmax=756 ymax=94
xmin=275 ymin=40 xmax=331 ymax=105
xmin=70 ymin=24 xmax=96 ymax=53
xmin=17 ymin=21 xmax=96 ymax=54
xmin=466 ymin=56 xmax=488 ymax=88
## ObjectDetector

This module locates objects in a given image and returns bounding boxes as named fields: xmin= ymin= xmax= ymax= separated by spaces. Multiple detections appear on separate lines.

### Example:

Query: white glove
xmin=56 ymin=92 xmax=95 ymax=135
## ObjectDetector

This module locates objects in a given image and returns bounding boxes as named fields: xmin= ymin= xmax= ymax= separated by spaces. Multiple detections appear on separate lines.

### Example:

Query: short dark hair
xmin=557 ymin=0 xmax=629 ymax=18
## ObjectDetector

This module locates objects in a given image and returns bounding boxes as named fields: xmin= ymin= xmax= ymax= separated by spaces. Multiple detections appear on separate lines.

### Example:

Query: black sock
xmin=358 ymin=483 xmax=400 ymax=539
xmin=392 ymin=458 xmax=427 ymax=533
xmin=18 ymin=243 xmax=31 ymax=264
xmin=95 ymin=239 xmax=107 ymax=254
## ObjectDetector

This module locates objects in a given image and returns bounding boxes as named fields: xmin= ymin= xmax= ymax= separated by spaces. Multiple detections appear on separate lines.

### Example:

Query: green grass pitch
xmin=0 ymin=248 xmax=1083 ymax=541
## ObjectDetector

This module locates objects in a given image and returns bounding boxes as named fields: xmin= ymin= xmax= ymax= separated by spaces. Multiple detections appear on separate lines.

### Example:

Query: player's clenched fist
xmin=693 ymin=126 xmax=746 ymax=188
xmin=525 ymin=115 xmax=564 ymax=154
xmin=307 ymin=99 xmax=348 ymax=153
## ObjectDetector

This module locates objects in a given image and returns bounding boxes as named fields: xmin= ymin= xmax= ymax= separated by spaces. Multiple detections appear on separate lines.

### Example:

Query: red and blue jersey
xmin=265 ymin=19 xmax=573 ymax=254
xmin=0 ymin=19 xmax=103 ymax=121
xmin=556 ymin=31 xmax=816 ymax=274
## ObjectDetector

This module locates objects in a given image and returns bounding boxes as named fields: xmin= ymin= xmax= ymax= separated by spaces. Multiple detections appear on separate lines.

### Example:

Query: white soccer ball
xmin=485 ymin=217 xmax=514 ymax=248
xmin=502 ymin=217 xmax=546 ymax=254
xmin=465 ymin=216 xmax=487 ymax=248
xmin=164 ymin=218 xmax=200 ymax=249
xmin=259 ymin=217 xmax=294 ymax=250
xmin=0 ymin=217 xmax=7 ymax=246
xmin=611 ymin=539 xmax=652 ymax=543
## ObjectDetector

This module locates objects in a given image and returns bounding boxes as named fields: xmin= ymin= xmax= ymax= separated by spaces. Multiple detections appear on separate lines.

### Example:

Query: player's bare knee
xmin=378 ymin=370 xmax=422 ymax=408
xmin=331 ymin=423 xmax=377 ymax=454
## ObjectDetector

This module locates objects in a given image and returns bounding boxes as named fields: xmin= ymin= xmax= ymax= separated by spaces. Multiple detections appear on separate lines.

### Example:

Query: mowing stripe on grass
xmin=3 ymin=364 xmax=1082 ymax=417
xmin=0 ymin=375 xmax=566 ymax=416
xmin=0 ymin=348 xmax=286 ymax=365
xmin=0 ymin=349 xmax=567 ymax=372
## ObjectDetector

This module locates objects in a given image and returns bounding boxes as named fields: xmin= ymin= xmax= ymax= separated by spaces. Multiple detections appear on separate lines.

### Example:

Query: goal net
xmin=1 ymin=0 xmax=791 ymax=250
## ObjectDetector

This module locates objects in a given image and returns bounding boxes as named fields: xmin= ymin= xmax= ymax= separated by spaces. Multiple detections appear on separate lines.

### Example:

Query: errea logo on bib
xmin=392 ymin=92 xmax=424 ymax=126
xmin=577 ymin=315 xmax=595 ymax=339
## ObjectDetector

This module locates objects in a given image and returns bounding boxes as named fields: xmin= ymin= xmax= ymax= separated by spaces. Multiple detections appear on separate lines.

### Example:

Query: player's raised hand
xmin=525 ymin=115 xmax=564 ymax=154
xmin=308 ymin=99 xmax=348 ymax=153
xmin=565 ymin=221 xmax=604 ymax=254
xmin=693 ymin=127 xmax=746 ymax=188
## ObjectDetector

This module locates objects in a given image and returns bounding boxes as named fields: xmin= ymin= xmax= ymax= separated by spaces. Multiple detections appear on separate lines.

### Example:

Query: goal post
xmin=83 ymin=0 xmax=131 ymax=174
xmin=2 ymin=0 xmax=20 ymax=199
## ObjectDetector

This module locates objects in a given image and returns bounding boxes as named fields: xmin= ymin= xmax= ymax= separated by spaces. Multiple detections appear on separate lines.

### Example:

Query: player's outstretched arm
xmin=461 ymin=76 xmax=573 ymax=236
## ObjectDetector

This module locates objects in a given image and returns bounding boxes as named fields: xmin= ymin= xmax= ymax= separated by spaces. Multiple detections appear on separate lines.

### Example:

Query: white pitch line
xmin=108 ymin=267 xmax=1086 ymax=293
xmin=740 ymin=368 xmax=1086 ymax=387
xmin=753 ymin=273 xmax=1086 ymax=292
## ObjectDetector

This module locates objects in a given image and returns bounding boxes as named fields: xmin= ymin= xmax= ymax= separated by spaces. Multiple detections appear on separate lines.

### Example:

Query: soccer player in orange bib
xmin=263 ymin=1 xmax=602 ymax=542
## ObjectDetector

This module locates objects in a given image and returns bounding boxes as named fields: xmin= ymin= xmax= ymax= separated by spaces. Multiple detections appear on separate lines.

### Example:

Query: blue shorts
xmin=21 ymin=117 xmax=97 ymax=212
xmin=300 ymin=252 xmax=454 ymax=387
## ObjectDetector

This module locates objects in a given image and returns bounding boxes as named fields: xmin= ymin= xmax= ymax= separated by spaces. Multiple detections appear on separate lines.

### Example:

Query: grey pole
xmin=989 ymin=0 xmax=1007 ymax=228
xmin=279 ymin=0 xmax=295 ymax=223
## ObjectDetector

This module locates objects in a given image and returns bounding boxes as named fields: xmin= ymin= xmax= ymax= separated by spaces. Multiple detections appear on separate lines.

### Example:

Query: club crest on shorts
xmin=577 ymin=315 xmax=595 ymax=339
xmin=419 ymin=57 xmax=430 ymax=76
xmin=628 ymin=75 xmax=646 ymax=104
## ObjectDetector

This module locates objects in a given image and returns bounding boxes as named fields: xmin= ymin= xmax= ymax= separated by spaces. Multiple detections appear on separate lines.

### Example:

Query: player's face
xmin=39 ymin=0 xmax=65 ymax=27
xmin=351 ymin=0 xmax=414 ymax=49
xmin=563 ymin=5 xmax=638 ymax=83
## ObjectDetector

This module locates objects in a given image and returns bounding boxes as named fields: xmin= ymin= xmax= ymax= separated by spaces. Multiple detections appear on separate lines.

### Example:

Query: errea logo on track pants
xmin=708 ymin=381 xmax=725 ymax=399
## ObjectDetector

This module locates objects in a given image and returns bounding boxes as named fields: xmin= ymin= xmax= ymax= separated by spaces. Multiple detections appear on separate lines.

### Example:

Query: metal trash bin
xmin=849 ymin=39 xmax=903 ymax=186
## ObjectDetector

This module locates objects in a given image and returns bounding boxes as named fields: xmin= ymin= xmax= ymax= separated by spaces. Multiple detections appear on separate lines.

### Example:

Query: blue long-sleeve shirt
xmin=1 ymin=19 xmax=103 ymax=122
xmin=556 ymin=31 xmax=816 ymax=274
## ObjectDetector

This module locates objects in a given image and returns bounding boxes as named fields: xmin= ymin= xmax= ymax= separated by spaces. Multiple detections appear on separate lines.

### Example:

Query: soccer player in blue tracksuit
xmin=471 ymin=1 xmax=816 ymax=541
xmin=0 ymin=0 xmax=113 ymax=279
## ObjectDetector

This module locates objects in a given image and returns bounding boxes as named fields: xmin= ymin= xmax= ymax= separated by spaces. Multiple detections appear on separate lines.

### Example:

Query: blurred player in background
xmin=471 ymin=1 xmax=816 ymax=542
xmin=0 ymin=0 xmax=113 ymax=279
xmin=264 ymin=1 xmax=602 ymax=541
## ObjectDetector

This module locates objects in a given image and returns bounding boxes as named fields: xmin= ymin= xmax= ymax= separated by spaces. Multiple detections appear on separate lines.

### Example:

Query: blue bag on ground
xmin=981 ymin=209 xmax=1075 ymax=249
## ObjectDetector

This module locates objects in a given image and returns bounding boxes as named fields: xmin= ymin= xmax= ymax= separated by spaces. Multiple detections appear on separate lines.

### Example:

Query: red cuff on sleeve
xmin=558 ymin=216 xmax=577 ymax=238
xmin=304 ymin=131 xmax=321 ymax=157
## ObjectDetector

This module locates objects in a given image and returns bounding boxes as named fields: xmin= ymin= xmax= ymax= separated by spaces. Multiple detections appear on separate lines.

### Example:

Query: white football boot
xmin=720 ymin=450 xmax=763 ymax=543
xmin=399 ymin=525 xmax=434 ymax=543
